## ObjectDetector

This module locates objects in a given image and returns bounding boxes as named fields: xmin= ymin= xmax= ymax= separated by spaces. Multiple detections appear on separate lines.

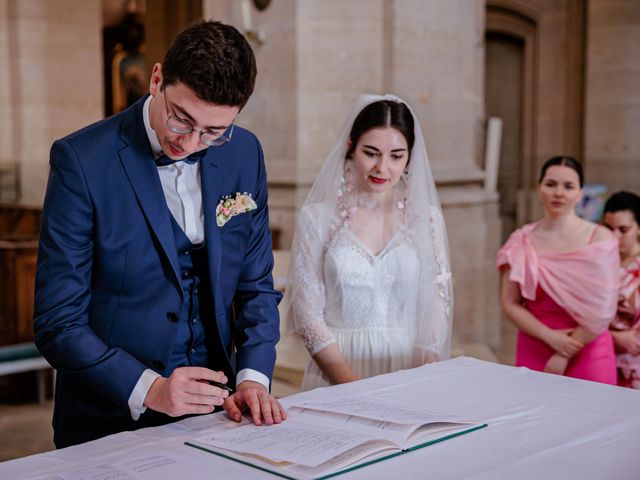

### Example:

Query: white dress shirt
xmin=127 ymin=96 xmax=269 ymax=420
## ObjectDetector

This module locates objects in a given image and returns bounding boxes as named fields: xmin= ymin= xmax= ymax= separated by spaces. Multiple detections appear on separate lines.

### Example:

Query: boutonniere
xmin=216 ymin=192 xmax=257 ymax=227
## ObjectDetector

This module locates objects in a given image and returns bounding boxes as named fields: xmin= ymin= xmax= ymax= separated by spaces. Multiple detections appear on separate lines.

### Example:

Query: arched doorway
xmin=485 ymin=5 xmax=537 ymax=242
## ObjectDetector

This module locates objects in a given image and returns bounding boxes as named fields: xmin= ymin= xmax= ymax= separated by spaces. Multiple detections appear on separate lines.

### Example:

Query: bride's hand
xmin=411 ymin=349 xmax=438 ymax=368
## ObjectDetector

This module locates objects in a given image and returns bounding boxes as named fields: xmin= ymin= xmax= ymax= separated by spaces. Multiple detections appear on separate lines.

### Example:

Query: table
xmin=1 ymin=357 xmax=638 ymax=479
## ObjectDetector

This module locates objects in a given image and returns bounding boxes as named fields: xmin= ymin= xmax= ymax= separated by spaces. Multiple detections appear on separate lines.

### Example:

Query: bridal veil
xmin=281 ymin=94 xmax=453 ymax=364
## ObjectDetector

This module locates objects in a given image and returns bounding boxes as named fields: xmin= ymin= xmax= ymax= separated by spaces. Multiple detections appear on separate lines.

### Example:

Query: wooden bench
xmin=0 ymin=342 xmax=52 ymax=403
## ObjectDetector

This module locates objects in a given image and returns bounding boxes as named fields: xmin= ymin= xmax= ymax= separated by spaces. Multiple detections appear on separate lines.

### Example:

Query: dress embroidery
xmin=289 ymin=203 xmax=452 ymax=390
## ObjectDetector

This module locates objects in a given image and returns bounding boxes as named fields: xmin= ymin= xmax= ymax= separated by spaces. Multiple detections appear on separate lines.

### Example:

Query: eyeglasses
xmin=162 ymin=88 xmax=234 ymax=147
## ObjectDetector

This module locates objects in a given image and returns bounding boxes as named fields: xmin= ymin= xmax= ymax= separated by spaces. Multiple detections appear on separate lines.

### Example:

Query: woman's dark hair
xmin=538 ymin=156 xmax=584 ymax=187
xmin=346 ymin=100 xmax=415 ymax=160
xmin=161 ymin=20 xmax=256 ymax=109
xmin=604 ymin=191 xmax=640 ymax=224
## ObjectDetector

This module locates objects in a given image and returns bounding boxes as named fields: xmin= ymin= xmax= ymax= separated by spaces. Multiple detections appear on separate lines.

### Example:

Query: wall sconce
xmin=241 ymin=0 xmax=268 ymax=45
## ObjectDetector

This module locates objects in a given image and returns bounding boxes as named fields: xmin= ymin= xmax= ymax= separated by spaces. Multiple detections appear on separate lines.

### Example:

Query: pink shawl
xmin=496 ymin=223 xmax=620 ymax=334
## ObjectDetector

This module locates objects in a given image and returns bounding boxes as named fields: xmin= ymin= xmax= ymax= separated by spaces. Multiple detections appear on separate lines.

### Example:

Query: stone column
xmin=0 ymin=0 xmax=103 ymax=206
xmin=209 ymin=0 xmax=387 ymax=248
xmin=205 ymin=0 xmax=501 ymax=352
xmin=388 ymin=0 xmax=501 ymax=351
xmin=214 ymin=0 xmax=301 ymax=248
xmin=0 ymin=0 xmax=18 ymax=201
xmin=584 ymin=0 xmax=640 ymax=191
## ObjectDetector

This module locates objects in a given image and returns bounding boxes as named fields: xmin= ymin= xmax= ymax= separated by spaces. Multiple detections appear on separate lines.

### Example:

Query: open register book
xmin=186 ymin=395 xmax=487 ymax=479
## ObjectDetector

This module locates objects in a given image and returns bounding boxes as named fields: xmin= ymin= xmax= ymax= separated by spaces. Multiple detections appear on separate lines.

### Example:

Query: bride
xmin=282 ymin=94 xmax=453 ymax=390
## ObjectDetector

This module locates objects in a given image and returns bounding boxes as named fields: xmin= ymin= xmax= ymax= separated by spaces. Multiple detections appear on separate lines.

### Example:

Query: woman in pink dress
xmin=497 ymin=156 xmax=619 ymax=384
xmin=603 ymin=191 xmax=640 ymax=388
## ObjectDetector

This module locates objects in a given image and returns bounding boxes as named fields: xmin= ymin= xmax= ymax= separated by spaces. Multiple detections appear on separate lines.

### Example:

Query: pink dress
xmin=610 ymin=257 xmax=640 ymax=388
xmin=518 ymin=287 xmax=616 ymax=383
xmin=497 ymin=222 xmax=620 ymax=385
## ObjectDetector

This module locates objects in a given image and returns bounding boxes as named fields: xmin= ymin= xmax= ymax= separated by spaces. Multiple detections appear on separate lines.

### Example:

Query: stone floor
xmin=0 ymin=400 xmax=54 ymax=462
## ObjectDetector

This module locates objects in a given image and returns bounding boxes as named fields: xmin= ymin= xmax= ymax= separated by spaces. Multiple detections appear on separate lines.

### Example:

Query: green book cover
xmin=187 ymin=422 xmax=487 ymax=480
xmin=186 ymin=398 xmax=487 ymax=480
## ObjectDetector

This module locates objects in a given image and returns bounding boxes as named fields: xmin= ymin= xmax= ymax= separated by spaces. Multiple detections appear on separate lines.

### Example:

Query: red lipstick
xmin=369 ymin=176 xmax=388 ymax=185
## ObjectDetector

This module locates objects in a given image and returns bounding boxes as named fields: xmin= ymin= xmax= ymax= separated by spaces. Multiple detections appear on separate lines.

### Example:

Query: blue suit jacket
xmin=34 ymin=97 xmax=281 ymax=446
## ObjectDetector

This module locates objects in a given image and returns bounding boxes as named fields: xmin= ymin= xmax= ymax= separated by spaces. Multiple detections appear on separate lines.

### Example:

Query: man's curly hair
xmin=161 ymin=20 xmax=256 ymax=109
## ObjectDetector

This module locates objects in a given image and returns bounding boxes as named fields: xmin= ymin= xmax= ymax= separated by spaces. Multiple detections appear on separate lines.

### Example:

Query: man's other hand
xmin=223 ymin=380 xmax=287 ymax=426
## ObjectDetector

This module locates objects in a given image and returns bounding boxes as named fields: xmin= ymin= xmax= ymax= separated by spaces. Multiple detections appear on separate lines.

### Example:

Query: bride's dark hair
xmin=346 ymin=100 xmax=415 ymax=160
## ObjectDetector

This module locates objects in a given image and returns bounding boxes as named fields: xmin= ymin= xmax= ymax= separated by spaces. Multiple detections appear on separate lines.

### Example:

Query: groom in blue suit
xmin=34 ymin=20 xmax=285 ymax=448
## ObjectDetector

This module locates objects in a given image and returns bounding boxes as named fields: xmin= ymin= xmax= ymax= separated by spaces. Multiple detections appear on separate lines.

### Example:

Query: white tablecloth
xmin=2 ymin=357 xmax=638 ymax=479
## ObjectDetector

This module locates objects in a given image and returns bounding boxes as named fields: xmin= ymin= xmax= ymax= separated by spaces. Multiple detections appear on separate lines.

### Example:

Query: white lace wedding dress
xmin=289 ymin=203 xmax=450 ymax=391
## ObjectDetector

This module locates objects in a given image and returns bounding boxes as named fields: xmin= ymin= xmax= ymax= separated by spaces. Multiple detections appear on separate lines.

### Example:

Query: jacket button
xmin=166 ymin=312 xmax=178 ymax=322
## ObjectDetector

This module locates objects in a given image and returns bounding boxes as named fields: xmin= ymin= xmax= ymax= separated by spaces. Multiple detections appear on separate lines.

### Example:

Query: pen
xmin=210 ymin=380 xmax=234 ymax=393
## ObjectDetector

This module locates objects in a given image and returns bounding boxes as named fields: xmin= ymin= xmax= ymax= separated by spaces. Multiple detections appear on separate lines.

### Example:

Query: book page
xmin=290 ymin=406 xmax=413 ymax=446
xmin=189 ymin=415 xmax=391 ymax=468
xmin=50 ymin=448 xmax=266 ymax=480
xmin=292 ymin=396 xmax=472 ymax=426
xmin=287 ymin=440 xmax=400 ymax=478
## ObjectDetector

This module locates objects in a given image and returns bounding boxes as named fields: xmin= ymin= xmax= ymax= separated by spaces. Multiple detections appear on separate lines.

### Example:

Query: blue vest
xmin=167 ymin=217 xmax=214 ymax=371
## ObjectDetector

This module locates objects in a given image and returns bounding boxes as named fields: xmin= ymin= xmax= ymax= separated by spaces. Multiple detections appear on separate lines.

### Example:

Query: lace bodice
xmin=289 ymin=203 xmax=451 ymax=358
xmin=323 ymin=229 xmax=419 ymax=331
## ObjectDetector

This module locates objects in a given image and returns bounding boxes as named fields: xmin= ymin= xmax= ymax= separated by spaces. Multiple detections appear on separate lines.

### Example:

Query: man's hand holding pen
xmin=144 ymin=367 xmax=287 ymax=426
xmin=144 ymin=366 xmax=231 ymax=417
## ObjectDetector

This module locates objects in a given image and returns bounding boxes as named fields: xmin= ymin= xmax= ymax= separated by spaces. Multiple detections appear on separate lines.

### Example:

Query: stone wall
xmin=584 ymin=0 xmax=640 ymax=192
xmin=386 ymin=0 xmax=502 ymax=349
xmin=0 ymin=0 xmax=103 ymax=206
xmin=3 ymin=0 xmax=637 ymax=356
xmin=210 ymin=0 xmax=502 ymax=349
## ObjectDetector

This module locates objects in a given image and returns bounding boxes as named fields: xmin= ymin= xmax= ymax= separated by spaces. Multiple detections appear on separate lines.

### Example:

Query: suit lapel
xmin=202 ymin=146 xmax=235 ymax=356
xmin=201 ymin=148 xmax=223 ymax=303
xmin=118 ymin=98 xmax=182 ymax=293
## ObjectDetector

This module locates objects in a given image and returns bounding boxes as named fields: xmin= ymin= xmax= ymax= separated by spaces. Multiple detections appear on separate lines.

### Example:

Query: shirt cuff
xmin=236 ymin=368 xmax=270 ymax=391
xmin=128 ymin=369 xmax=161 ymax=421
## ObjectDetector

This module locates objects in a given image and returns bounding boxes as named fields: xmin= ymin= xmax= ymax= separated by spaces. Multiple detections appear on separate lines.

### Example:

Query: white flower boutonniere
xmin=216 ymin=192 xmax=257 ymax=227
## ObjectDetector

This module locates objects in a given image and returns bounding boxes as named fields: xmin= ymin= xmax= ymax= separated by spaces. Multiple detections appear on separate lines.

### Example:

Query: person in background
xmin=497 ymin=156 xmax=619 ymax=384
xmin=282 ymin=94 xmax=453 ymax=390
xmin=603 ymin=191 xmax=640 ymax=388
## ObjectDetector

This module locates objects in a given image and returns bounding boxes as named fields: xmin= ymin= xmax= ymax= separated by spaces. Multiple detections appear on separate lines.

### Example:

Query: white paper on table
xmin=190 ymin=420 xmax=377 ymax=467
xmin=50 ymin=446 xmax=274 ymax=480
xmin=292 ymin=396 xmax=470 ymax=425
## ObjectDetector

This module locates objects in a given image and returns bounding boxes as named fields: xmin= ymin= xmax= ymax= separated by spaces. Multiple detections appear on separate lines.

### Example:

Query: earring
xmin=335 ymin=160 xmax=357 ymax=229
xmin=394 ymin=172 xmax=408 ymax=212
xmin=342 ymin=160 xmax=354 ymax=193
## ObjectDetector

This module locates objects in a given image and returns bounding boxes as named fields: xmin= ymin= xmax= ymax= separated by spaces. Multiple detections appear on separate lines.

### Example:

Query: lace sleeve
xmin=414 ymin=206 xmax=453 ymax=362
xmin=289 ymin=205 xmax=337 ymax=355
